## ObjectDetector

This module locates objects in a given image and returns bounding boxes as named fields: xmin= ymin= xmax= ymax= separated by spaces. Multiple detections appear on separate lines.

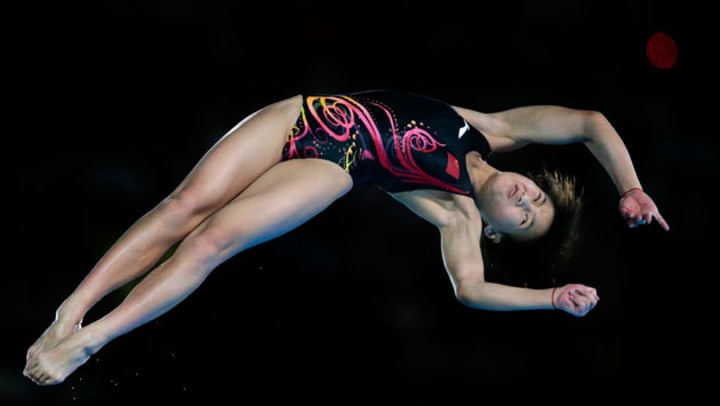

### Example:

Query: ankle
xmin=55 ymin=302 xmax=86 ymax=330
xmin=77 ymin=325 xmax=109 ymax=356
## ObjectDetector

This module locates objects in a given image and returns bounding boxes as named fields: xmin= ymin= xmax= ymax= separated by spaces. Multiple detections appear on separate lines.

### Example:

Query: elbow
xmin=453 ymin=279 xmax=482 ymax=308
xmin=453 ymin=284 xmax=470 ymax=305
xmin=447 ymin=263 xmax=487 ymax=308
xmin=454 ymin=290 xmax=472 ymax=307
xmin=583 ymin=110 xmax=612 ymax=135
xmin=455 ymin=296 xmax=476 ymax=309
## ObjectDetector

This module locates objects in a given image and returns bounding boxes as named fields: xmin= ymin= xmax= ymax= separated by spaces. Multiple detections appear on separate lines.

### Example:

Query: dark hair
xmin=481 ymin=166 xmax=584 ymax=287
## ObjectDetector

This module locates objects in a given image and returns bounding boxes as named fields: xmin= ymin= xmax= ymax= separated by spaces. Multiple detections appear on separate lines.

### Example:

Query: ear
xmin=483 ymin=225 xmax=503 ymax=243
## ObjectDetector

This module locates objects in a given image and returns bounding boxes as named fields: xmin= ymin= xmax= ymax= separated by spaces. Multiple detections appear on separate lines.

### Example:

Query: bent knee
xmin=178 ymin=223 xmax=246 ymax=267
xmin=158 ymin=192 xmax=219 ymax=232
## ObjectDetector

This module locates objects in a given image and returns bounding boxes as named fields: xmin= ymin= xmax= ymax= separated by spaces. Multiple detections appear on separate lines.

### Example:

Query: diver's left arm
xmin=458 ymin=105 xmax=669 ymax=231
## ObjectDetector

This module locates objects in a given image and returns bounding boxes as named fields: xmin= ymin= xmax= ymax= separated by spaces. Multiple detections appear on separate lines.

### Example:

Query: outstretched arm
xmin=390 ymin=191 xmax=598 ymax=316
xmin=439 ymin=207 xmax=598 ymax=317
xmin=457 ymin=105 xmax=669 ymax=231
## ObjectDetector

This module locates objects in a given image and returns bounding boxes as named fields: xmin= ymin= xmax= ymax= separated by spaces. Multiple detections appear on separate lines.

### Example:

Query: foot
xmin=23 ymin=327 xmax=100 ymax=386
xmin=25 ymin=320 xmax=81 ymax=362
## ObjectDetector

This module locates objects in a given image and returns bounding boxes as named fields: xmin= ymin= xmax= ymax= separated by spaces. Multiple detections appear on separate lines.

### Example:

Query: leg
xmin=24 ymin=158 xmax=353 ymax=385
xmin=25 ymin=95 xmax=303 ymax=364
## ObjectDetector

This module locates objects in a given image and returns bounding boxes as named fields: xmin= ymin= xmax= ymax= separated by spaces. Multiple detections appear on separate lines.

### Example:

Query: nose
xmin=516 ymin=192 xmax=527 ymax=207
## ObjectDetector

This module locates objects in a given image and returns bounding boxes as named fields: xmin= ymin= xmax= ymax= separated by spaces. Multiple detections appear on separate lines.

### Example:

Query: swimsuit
xmin=281 ymin=89 xmax=492 ymax=195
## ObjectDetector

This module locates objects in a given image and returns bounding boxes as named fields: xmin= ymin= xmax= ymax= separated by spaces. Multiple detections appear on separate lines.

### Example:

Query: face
xmin=476 ymin=171 xmax=555 ymax=242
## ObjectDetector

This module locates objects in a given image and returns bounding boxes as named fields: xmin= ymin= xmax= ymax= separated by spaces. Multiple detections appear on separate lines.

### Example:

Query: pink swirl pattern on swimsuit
xmin=285 ymin=96 xmax=467 ymax=194
xmin=300 ymin=95 xmax=465 ymax=194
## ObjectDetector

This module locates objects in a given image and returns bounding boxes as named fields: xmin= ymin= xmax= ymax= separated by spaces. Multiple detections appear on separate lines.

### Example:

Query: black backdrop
xmin=5 ymin=1 xmax=717 ymax=404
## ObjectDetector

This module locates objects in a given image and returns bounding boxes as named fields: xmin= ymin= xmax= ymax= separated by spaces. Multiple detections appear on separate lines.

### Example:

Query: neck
xmin=466 ymin=151 xmax=499 ymax=196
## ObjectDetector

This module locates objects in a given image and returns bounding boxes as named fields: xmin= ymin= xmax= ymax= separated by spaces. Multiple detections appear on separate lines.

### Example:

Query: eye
xmin=520 ymin=213 xmax=528 ymax=225
xmin=534 ymin=192 xmax=542 ymax=202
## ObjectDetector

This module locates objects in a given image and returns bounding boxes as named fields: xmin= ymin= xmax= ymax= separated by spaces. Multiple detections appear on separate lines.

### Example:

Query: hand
xmin=619 ymin=188 xmax=670 ymax=231
xmin=552 ymin=284 xmax=599 ymax=317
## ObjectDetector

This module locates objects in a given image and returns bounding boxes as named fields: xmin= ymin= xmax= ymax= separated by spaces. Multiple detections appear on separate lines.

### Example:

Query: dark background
xmin=4 ymin=1 xmax=717 ymax=404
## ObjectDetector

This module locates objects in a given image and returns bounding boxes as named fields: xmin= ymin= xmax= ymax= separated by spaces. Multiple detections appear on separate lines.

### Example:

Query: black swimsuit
xmin=281 ymin=89 xmax=492 ymax=195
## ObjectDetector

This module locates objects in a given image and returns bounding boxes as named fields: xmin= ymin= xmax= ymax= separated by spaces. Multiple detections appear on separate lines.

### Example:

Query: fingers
xmin=654 ymin=212 xmax=670 ymax=231
xmin=625 ymin=210 xmax=669 ymax=231
xmin=626 ymin=216 xmax=645 ymax=228
xmin=584 ymin=287 xmax=600 ymax=302
xmin=570 ymin=288 xmax=599 ymax=304
xmin=622 ymin=207 xmax=638 ymax=227
xmin=622 ymin=206 xmax=646 ymax=228
xmin=630 ymin=213 xmax=669 ymax=230
xmin=620 ymin=193 xmax=669 ymax=231
xmin=568 ymin=289 xmax=599 ymax=317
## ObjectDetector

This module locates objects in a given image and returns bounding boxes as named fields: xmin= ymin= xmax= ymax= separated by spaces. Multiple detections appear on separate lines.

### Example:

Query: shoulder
xmin=451 ymin=105 xmax=517 ymax=152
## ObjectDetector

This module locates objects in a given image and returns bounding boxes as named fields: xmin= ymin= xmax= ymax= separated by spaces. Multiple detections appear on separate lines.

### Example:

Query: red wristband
xmin=621 ymin=187 xmax=642 ymax=199
xmin=551 ymin=287 xmax=557 ymax=310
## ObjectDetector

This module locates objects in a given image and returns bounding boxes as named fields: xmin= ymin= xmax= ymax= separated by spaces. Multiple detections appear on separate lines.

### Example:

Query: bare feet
xmin=24 ymin=326 xmax=101 ymax=386
xmin=25 ymin=320 xmax=81 ymax=362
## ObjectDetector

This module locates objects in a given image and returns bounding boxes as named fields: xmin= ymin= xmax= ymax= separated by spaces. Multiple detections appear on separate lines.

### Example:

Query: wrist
xmin=551 ymin=287 xmax=557 ymax=310
xmin=620 ymin=187 xmax=642 ymax=199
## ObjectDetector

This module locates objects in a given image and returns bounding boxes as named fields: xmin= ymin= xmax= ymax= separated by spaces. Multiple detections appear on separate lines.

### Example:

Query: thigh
xmin=184 ymin=158 xmax=354 ymax=260
xmin=170 ymin=94 xmax=303 ymax=212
